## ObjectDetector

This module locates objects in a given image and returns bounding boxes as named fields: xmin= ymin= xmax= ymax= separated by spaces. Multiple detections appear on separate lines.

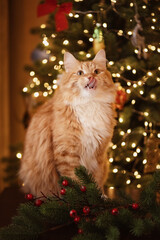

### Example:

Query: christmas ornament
xmin=80 ymin=185 xmax=86 ymax=192
xmin=37 ymin=0 xmax=72 ymax=32
xmin=31 ymin=48 xmax=50 ymax=62
xmin=132 ymin=203 xmax=139 ymax=210
xmin=60 ymin=188 xmax=66 ymax=195
xmin=144 ymin=134 xmax=160 ymax=174
xmin=25 ymin=193 xmax=33 ymax=200
xmin=131 ymin=9 xmax=147 ymax=59
xmin=35 ymin=199 xmax=43 ymax=206
xmin=62 ymin=179 xmax=69 ymax=187
xmin=70 ymin=209 xmax=77 ymax=218
xmin=93 ymin=23 xmax=105 ymax=54
xmin=111 ymin=208 xmax=119 ymax=215
xmin=74 ymin=216 xmax=80 ymax=223
xmin=83 ymin=206 xmax=90 ymax=215
xmin=115 ymin=83 xmax=127 ymax=110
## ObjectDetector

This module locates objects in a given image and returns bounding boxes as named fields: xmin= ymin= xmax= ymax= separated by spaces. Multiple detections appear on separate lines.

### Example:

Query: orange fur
xmin=19 ymin=50 xmax=116 ymax=196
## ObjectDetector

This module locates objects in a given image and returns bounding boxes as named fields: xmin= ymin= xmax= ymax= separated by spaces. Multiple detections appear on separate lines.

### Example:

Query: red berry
xmin=25 ymin=194 xmax=33 ymax=200
xmin=111 ymin=208 xmax=119 ymax=215
xmin=132 ymin=203 xmax=139 ymax=210
xmin=80 ymin=186 xmax=86 ymax=192
xmin=83 ymin=206 xmax=90 ymax=215
xmin=74 ymin=216 xmax=80 ymax=223
xmin=70 ymin=209 xmax=77 ymax=218
xmin=78 ymin=229 xmax=83 ymax=234
xmin=62 ymin=180 xmax=69 ymax=187
xmin=60 ymin=188 xmax=66 ymax=195
xmin=35 ymin=199 xmax=43 ymax=206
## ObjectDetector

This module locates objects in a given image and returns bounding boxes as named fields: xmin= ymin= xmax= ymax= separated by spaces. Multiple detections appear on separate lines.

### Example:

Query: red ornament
xmin=115 ymin=84 xmax=127 ymax=110
xmin=132 ymin=203 xmax=139 ymax=210
xmin=62 ymin=179 xmax=69 ymax=187
xmin=80 ymin=186 xmax=86 ymax=192
xmin=111 ymin=208 xmax=119 ymax=215
xmin=78 ymin=229 xmax=83 ymax=234
xmin=37 ymin=0 xmax=72 ymax=32
xmin=74 ymin=216 xmax=80 ymax=223
xmin=35 ymin=199 xmax=43 ymax=206
xmin=83 ymin=206 xmax=90 ymax=215
xmin=60 ymin=188 xmax=66 ymax=195
xmin=70 ymin=209 xmax=77 ymax=218
xmin=25 ymin=194 xmax=33 ymax=200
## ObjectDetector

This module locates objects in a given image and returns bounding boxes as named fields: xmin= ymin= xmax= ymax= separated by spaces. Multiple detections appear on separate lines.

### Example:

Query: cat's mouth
xmin=85 ymin=77 xmax=97 ymax=89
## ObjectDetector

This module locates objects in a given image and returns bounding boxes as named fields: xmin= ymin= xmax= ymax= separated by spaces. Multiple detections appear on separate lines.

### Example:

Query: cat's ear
xmin=64 ymin=52 xmax=79 ymax=72
xmin=93 ymin=49 xmax=106 ymax=69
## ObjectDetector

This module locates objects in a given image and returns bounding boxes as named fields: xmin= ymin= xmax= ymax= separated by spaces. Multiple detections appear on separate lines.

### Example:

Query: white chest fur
xmin=73 ymin=101 xmax=113 ymax=172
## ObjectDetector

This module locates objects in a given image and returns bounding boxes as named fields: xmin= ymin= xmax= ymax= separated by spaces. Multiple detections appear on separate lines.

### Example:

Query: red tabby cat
xmin=19 ymin=49 xmax=116 ymax=196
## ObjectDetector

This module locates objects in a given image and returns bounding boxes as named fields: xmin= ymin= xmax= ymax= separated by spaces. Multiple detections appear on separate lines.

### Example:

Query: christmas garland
xmin=0 ymin=166 xmax=160 ymax=240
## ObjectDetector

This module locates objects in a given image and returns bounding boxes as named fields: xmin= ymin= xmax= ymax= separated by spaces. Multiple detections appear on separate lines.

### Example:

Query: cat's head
xmin=59 ymin=49 xmax=115 ymax=104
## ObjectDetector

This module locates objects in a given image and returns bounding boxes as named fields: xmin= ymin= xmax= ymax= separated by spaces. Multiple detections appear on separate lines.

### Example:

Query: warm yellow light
xmin=86 ymin=53 xmax=91 ymax=58
xmin=63 ymin=40 xmax=69 ymax=45
xmin=41 ymin=24 xmax=46 ymax=29
xmin=16 ymin=152 xmax=22 ymax=159
xmin=43 ymin=92 xmax=48 ymax=97
xmin=53 ymin=85 xmax=58 ymax=89
xmin=132 ymin=143 xmax=136 ymax=148
xmin=134 ymin=49 xmax=139 ymax=54
xmin=152 ymin=18 xmax=156 ymax=22
xmin=143 ymin=132 xmax=147 ymax=136
xmin=109 ymin=158 xmax=114 ymax=163
xmin=113 ymin=168 xmax=118 ymax=173
xmin=69 ymin=12 xmax=73 ymax=17
xmin=130 ymin=2 xmax=133 ymax=7
xmin=144 ymin=112 xmax=149 ymax=117
xmin=126 ymin=157 xmax=131 ymax=162
xmin=103 ymin=23 xmax=107 ymax=28
xmin=143 ymin=159 xmax=147 ymax=164
xmin=50 ymin=56 xmax=56 ymax=61
xmin=30 ymin=83 xmax=35 ymax=88
xmin=133 ymin=83 xmax=137 ymax=88
xmin=112 ymin=145 xmax=117 ymax=149
xmin=136 ymin=174 xmax=141 ymax=179
xmin=157 ymin=133 xmax=160 ymax=138
xmin=134 ymin=171 xmax=138 ymax=176
xmin=30 ymin=71 xmax=35 ymax=76
xmin=120 ymin=131 xmax=125 ymax=136
xmin=43 ymin=37 xmax=49 ymax=46
xmin=126 ymin=89 xmax=131 ymax=94
xmin=59 ymin=61 xmax=63 ymax=65
xmin=117 ymin=30 xmax=123 ymax=36
xmin=142 ymin=5 xmax=146 ymax=9
xmin=121 ymin=142 xmax=126 ymax=146
xmin=74 ymin=14 xmax=79 ymax=18
xmin=156 ymin=164 xmax=160 ymax=170
xmin=157 ymin=78 xmax=160 ymax=82
xmin=144 ymin=121 xmax=148 ymax=127
xmin=34 ymin=92 xmax=39 ymax=98
xmin=132 ymin=69 xmax=136 ymax=74
xmin=119 ymin=117 xmax=123 ymax=123
xmin=109 ymin=61 xmax=114 ymax=66
xmin=89 ymin=38 xmax=93 ymax=42
xmin=42 ymin=59 xmax=48 ymax=64
xmin=133 ymin=152 xmax=138 ymax=157
xmin=87 ymin=14 xmax=93 ymax=18
xmin=109 ymin=186 xmax=114 ymax=189
xmin=138 ymin=81 xmax=142 ymax=86
xmin=137 ymin=184 xmax=141 ymax=189
xmin=126 ymin=65 xmax=131 ymax=70
xmin=136 ymin=148 xmax=141 ymax=153
xmin=23 ymin=87 xmax=28 ymax=92
xmin=127 ymin=129 xmax=131 ymax=134
xmin=126 ymin=179 xmax=131 ymax=184
xmin=139 ymin=90 xmax=144 ymax=95
xmin=84 ymin=29 xmax=88 ymax=33
xmin=150 ymin=94 xmax=156 ymax=99
xmin=127 ymin=82 xmax=131 ymax=86
xmin=144 ymin=48 xmax=148 ymax=52
xmin=127 ymin=31 xmax=132 ymax=36
xmin=151 ymin=26 xmax=155 ymax=30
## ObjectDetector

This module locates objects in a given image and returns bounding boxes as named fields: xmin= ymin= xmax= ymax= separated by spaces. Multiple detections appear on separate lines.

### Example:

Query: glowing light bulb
xmin=119 ymin=117 xmax=123 ymax=123
xmin=74 ymin=14 xmax=79 ymax=18
xmin=87 ymin=14 xmax=93 ymax=18
xmin=139 ymin=90 xmax=144 ymax=95
xmin=103 ymin=23 xmax=107 ymax=28
xmin=120 ymin=131 xmax=125 ymax=136
xmin=127 ymin=31 xmax=132 ymax=36
xmin=112 ymin=145 xmax=117 ymax=149
xmin=132 ymin=143 xmax=136 ymax=148
xmin=59 ymin=61 xmax=63 ymax=65
xmin=156 ymin=164 xmax=160 ymax=170
xmin=117 ymin=30 xmax=123 ymax=36
xmin=126 ymin=157 xmax=131 ymax=162
xmin=41 ymin=24 xmax=46 ymax=29
xmin=63 ymin=40 xmax=69 ymax=45
xmin=144 ymin=121 xmax=148 ymax=127
xmin=121 ymin=142 xmax=126 ymax=146
xmin=86 ymin=53 xmax=91 ymax=58
xmin=136 ymin=148 xmax=141 ymax=153
xmin=127 ymin=129 xmax=131 ymax=134
xmin=143 ymin=159 xmax=147 ymax=164
xmin=89 ymin=38 xmax=93 ymax=42
xmin=130 ymin=2 xmax=133 ymax=7
xmin=69 ymin=12 xmax=73 ymax=17
xmin=50 ymin=56 xmax=56 ymax=61
xmin=43 ymin=92 xmax=48 ymax=97
xmin=30 ymin=71 xmax=35 ymax=76
xmin=43 ymin=37 xmax=49 ymax=46
xmin=113 ymin=168 xmax=118 ymax=173
xmin=134 ymin=49 xmax=139 ymax=54
xmin=109 ymin=186 xmax=114 ymax=189
xmin=109 ymin=61 xmax=114 ymax=66
xmin=136 ymin=174 xmax=141 ymax=179
xmin=144 ymin=112 xmax=149 ymax=117
xmin=84 ymin=29 xmax=88 ymax=33
xmin=126 ymin=65 xmax=131 ymax=70
xmin=132 ymin=69 xmax=136 ymax=74
xmin=143 ymin=132 xmax=147 ymax=136
xmin=42 ymin=59 xmax=48 ymax=64
xmin=16 ymin=152 xmax=22 ymax=159
xmin=133 ymin=83 xmax=137 ymax=88
xmin=150 ymin=94 xmax=156 ymax=99
xmin=126 ymin=179 xmax=131 ymax=184
xmin=127 ymin=82 xmax=131 ymax=86
xmin=142 ymin=5 xmax=146 ymax=9
xmin=131 ymin=99 xmax=136 ymax=105
xmin=133 ymin=152 xmax=138 ymax=157
xmin=109 ymin=158 xmax=114 ymax=163
xmin=23 ymin=87 xmax=28 ymax=92
xmin=34 ymin=92 xmax=39 ymax=98
xmin=137 ymin=184 xmax=141 ymax=189
xmin=126 ymin=89 xmax=131 ymax=94
xmin=157 ymin=133 xmax=160 ymax=138
xmin=138 ymin=81 xmax=142 ymax=86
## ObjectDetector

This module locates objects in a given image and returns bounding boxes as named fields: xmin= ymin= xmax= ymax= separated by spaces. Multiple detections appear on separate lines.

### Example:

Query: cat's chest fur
xmin=72 ymin=101 xmax=112 ymax=171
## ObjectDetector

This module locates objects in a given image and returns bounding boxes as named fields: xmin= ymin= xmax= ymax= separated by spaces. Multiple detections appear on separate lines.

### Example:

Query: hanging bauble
xmin=115 ymin=83 xmax=128 ymax=110
xmin=31 ymin=48 xmax=50 ymax=62
xmin=93 ymin=23 xmax=105 ymax=54
xmin=144 ymin=133 xmax=160 ymax=174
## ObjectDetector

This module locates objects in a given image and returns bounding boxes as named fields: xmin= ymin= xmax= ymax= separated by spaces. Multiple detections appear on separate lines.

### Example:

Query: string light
xmin=53 ymin=85 xmax=58 ymax=89
xmin=126 ymin=179 xmax=131 ymax=184
xmin=143 ymin=132 xmax=147 ymax=136
xmin=121 ymin=142 xmax=126 ymax=146
xmin=156 ymin=165 xmax=160 ymax=170
xmin=63 ymin=40 xmax=69 ymax=45
xmin=126 ymin=65 xmax=131 ymax=70
xmin=40 ymin=24 xmax=46 ymax=29
xmin=16 ymin=152 xmax=22 ymax=159
xmin=126 ymin=89 xmax=131 ymax=94
xmin=86 ymin=53 xmax=91 ymax=58
xmin=34 ymin=92 xmax=39 ymax=98
xmin=89 ymin=38 xmax=94 ymax=42
xmin=113 ymin=168 xmax=118 ymax=173
xmin=30 ymin=83 xmax=35 ymax=88
xmin=133 ymin=152 xmax=138 ymax=157
xmin=84 ymin=29 xmax=88 ymax=33
xmin=59 ymin=61 xmax=63 ymax=65
xmin=87 ymin=14 xmax=93 ymax=18
xmin=137 ymin=184 xmax=141 ymax=189
xmin=74 ymin=14 xmax=79 ymax=18
xmin=109 ymin=158 xmax=114 ymax=163
xmin=109 ymin=61 xmax=114 ymax=65
xmin=142 ymin=5 xmax=146 ymax=9
xmin=43 ymin=37 xmax=49 ymax=46
xmin=127 ymin=129 xmax=131 ymax=134
xmin=23 ymin=87 xmax=28 ymax=92
xmin=42 ymin=59 xmax=48 ymax=64
xmin=117 ymin=30 xmax=123 ymax=36
xmin=143 ymin=159 xmax=147 ymax=164
xmin=150 ymin=94 xmax=156 ymax=99
xmin=119 ymin=117 xmax=123 ymax=123
xmin=157 ymin=133 xmax=160 ymax=138
xmin=132 ymin=69 xmax=136 ymax=74
xmin=103 ymin=23 xmax=107 ymax=28
xmin=126 ymin=157 xmax=131 ymax=162
xmin=131 ymin=99 xmax=136 ymax=105
xmin=30 ymin=71 xmax=35 ymax=76
xmin=127 ymin=82 xmax=131 ymax=86
xmin=127 ymin=31 xmax=132 ymax=36
xmin=69 ymin=13 xmax=73 ymax=17
xmin=132 ymin=143 xmax=136 ymax=148
xmin=50 ymin=56 xmax=56 ymax=61
xmin=139 ymin=90 xmax=144 ymax=95
xmin=112 ymin=145 xmax=117 ymax=149
xmin=136 ymin=148 xmax=141 ymax=153
xmin=43 ymin=92 xmax=48 ymax=97
xmin=144 ymin=112 xmax=149 ymax=117
xmin=144 ymin=121 xmax=148 ymax=127
xmin=120 ymin=131 xmax=125 ymax=136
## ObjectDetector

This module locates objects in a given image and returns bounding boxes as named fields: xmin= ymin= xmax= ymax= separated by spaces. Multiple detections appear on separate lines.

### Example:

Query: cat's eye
xmin=94 ymin=69 xmax=100 ymax=74
xmin=77 ymin=70 xmax=84 ymax=76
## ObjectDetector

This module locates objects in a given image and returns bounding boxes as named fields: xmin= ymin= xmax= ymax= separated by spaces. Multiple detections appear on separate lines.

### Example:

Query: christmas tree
xmin=19 ymin=0 xmax=160 ymax=190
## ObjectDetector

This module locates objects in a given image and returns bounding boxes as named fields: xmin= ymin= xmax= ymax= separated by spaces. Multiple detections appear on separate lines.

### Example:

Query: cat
xmin=19 ymin=49 xmax=116 ymax=197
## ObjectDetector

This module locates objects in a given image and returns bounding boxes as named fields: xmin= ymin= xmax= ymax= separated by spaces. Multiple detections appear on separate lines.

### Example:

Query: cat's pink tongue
xmin=86 ymin=77 xmax=96 ymax=89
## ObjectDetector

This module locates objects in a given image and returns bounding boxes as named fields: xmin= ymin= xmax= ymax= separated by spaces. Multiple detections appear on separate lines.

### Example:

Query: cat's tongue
xmin=86 ymin=77 xmax=96 ymax=89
